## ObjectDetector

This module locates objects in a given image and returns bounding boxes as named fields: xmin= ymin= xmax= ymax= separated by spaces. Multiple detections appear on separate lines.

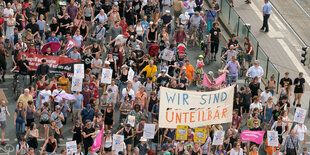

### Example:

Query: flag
xmin=203 ymin=72 xmax=226 ymax=88
xmin=91 ymin=128 xmax=104 ymax=152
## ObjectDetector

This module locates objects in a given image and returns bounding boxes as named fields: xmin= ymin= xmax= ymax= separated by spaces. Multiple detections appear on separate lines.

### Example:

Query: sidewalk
xmin=228 ymin=0 xmax=310 ymax=144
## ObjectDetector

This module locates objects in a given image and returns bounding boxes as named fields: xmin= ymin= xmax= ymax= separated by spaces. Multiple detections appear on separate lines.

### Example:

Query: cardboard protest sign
xmin=101 ymin=68 xmax=113 ymax=84
xmin=113 ymin=134 xmax=124 ymax=153
xmin=128 ymin=68 xmax=134 ymax=82
xmin=161 ymin=49 xmax=174 ymax=61
xmin=212 ymin=130 xmax=225 ymax=145
xmin=143 ymin=124 xmax=156 ymax=139
xmin=294 ymin=107 xmax=307 ymax=124
xmin=127 ymin=115 xmax=135 ymax=127
xmin=194 ymin=128 xmax=206 ymax=143
xmin=66 ymin=141 xmax=77 ymax=154
xmin=74 ymin=64 xmax=84 ymax=78
xmin=71 ymin=77 xmax=83 ymax=91
xmin=159 ymin=86 xmax=234 ymax=128
xmin=176 ymin=125 xmax=188 ymax=140
xmin=267 ymin=131 xmax=278 ymax=146
xmin=241 ymin=130 xmax=265 ymax=144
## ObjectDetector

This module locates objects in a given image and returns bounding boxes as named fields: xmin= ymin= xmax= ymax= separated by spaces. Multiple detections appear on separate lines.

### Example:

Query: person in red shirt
xmin=119 ymin=17 xmax=128 ymax=34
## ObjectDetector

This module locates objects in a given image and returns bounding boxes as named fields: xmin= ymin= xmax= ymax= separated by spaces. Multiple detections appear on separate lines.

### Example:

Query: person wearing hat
xmin=137 ymin=137 xmax=149 ymax=155
xmin=178 ymin=12 xmax=189 ymax=28
xmin=159 ymin=10 xmax=173 ymax=34
xmin=156 ymin=69 xmax=170 ymax=87
xmin=293 ymin=72 xmax=305 ymax=106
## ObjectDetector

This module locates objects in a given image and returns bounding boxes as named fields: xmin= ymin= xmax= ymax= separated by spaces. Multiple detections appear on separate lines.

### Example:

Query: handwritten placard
xmin=294 ymin=107 xmax=307 ymax=124
xmin=194 ymin=128 xmax=206 ymax=143
xmin=66 ymin=141 xmax=77 ymax=154
xmin=212 ymin=130 xmax=225 ymax=145
xmin=101 ymin=68 xmax=113 ymax=84
xmin=71 ymin=77 xmax=83 ymax=91
xmin=74 ymin=64 xmax=84 ymax=78
xmin=112 ymin=134 xmax=124 ymax=153
xmin=176 ymin=125 xmax=188 ymax=140
xmin=267 ymin=131 xmax=278 ymax=146
xmin=143 ymin=124 xmax=156 ymax=139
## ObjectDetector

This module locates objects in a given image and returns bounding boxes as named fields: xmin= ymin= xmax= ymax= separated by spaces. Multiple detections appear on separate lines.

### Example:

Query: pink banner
xmin=241 ymin=130 xmax=265 ymax=144
xmin=203 ymin=73 xmax=226 ymax=88
xmin=91 ymin=128 xmax=104 ymax=152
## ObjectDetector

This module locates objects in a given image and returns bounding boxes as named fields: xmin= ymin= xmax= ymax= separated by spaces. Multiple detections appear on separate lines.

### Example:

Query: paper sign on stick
xmin=194 ymin=128 xmax=206 ymax=143
xmin=267 ymin=131 xmax=278 ymax=147
xmin=293 ymin=107 xmax=307 ymax=124
xmin=212 ymin=130 xmax=225 ymax=145
xmin=66 ymin=141 xmax=77 ymax=154
xmin=176 ymin=125 xmax=188 ymax=140
xmin=127 ymin=115 xmax=135 ymax=127
xmin=74 ymin=64 xmax=84 ymax=78
xmin=101 ymin=68 xmax=113 ymax=84
xmin=71 ymin=77 xmax=83 ymax=91
xmin=143 ymin=124 xmax=156 ymax=139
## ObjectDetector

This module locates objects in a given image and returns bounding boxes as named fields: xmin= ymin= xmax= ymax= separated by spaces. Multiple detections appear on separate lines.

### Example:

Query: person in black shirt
xmin=82 ymin=120 xmax=96 ymax=154
xmin=59 ymin=14 xmax=73 ymax=36
xmin=143 ymin=1 xmax=153 ymax=22
xmin=208 ymin=21 xmax=222 ymax=61
xmin=36 ymin=3 xmax=46 ymax=20
xmin=293 ymin=72 xmax=305 ymax=106
xmin=160 ymin=10 xmax=172 ymax=34
xmin=36 ymin=59 xmax=50 ymax=79
xmin=0 ymin=43 xmax=8 ymax=82
xmin=272 ymin=104 xmax=281 ymax=122
xmin=82 ymin=49 xmax=94 ymax=71
xmin=226 ymin=34 xmax=239 ymax=50
xmin=156 ymin=69 xmax=170 ymax=87
xmin=11 ymin=54 xmax=30 ymax=92
xmin=125 ymin=2 xmax=135 ymax=26
xmin=25 ymin=17 xmax=39 ymax=37
xmin=102 ymin=0 xmax=112 ymax=14
xmin=280 ymin=72 xmax=292 ymax=89
xmin=278 ymin=95 xmax=289 ymax=112
xmin=11 ymin=43 xmax=22 ymax=66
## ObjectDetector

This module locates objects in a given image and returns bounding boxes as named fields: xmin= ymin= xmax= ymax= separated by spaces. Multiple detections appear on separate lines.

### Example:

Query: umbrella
xmin=58 ymin=92 xmax=75 ymax=100
xmin=41 ymin=42 xmax=61 ymax=53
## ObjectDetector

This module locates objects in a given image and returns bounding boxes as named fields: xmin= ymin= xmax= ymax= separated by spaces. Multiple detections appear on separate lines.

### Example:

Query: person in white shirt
xmin=249 ymin=96 xmax=263 ymax=115
xmin=51 ymin=85 xmax=65 ymax=109
xmin=293 ymin=123 xmax=307 ymax=152
xmin=162 ymin=0 xmax=173 ymax=13
xmin=230 ymin=142 xmax=243 ymax=155
xmin=132 ymin=75 xmax=142 ymax=94
xmin=178 ymin=12 xmax=190 ymax=27
xmin=39 ymin=86 xmax=52 ymax=109
xmin=3 ymin=2 xmax=14 ymax=34
xmin=112 ymin=141 xmax=127 ymax=155
xmin=260 ymin=86 xmax=272 ymax=106
xmin=121 ymin=82 xmax=135 ymax=102
xmin=92 ymin=9 xmax=108 ymax=24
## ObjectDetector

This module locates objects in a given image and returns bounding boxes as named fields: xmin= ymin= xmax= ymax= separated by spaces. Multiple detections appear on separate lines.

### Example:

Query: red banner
xmin=18 ymin=52 xmax=82 ymax=74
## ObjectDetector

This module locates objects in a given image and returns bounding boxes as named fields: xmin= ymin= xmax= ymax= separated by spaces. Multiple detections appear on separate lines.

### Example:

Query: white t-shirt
xmin=121 ymin=88 xmax=135 ymax=101
xmin=91 ymin=58 xmax=102 ymax=74
xmin=132 ymin=81 xmax=142 ymax=94
xmin=230 ymin=148 xmax=243 ymax=155
xmin=250 ymin=102 xmax=263 ymax=113
xmin=0 ymin=106 xmax=7 ymax=121
xmin=260 ymin=91 xmax=272 ymax=106
xmin=3 ymin=8 xmax=13 ymax=21
xmin=293 ymin=124 xmax=307 ymax=141
xmin=114 ymin=35 xmax=128 ymax=47
xmin=179 ymin=13 xmax=189 ymax=25
xmin=185 ymin=1 xmax=196 ymax=14
xmin=52 ymin=89 xmax=65 ymax=103
xmin=40 ymin=90 xmax=52 ymax=104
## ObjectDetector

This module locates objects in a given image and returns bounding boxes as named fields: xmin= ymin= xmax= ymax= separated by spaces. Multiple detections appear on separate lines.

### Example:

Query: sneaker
xmin=265 ymin=30 xmax=269 ymax=32
xmin=260 ymin=28 xmax=264 ymax=32
xmin=1 ymin=141 xmax=6 ymax=145
xmin=293 ymin=101 xmax=296 ymax=106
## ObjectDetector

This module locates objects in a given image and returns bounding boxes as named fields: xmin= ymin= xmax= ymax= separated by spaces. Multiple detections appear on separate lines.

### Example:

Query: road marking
xmin=277 ymin=39 xmax=310 ymax=85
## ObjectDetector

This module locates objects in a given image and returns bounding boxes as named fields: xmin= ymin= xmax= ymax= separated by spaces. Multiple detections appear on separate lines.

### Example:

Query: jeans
xmin=228 ymin=75 xmax=238 ymax=85
xmin=19 ymin=74 xmax=27 ymax=94
xmin=3 ymin=21 xmax=7 ymax=35
xmin=187 ymin=13 xmax=194 ymax=29
xmin=151 ymin=142 xmax=159 ymax=151
xmin=16 ymin=122 xmax=25 ymax=138
xmin=206 ymin=21 xmax=214 ymax=34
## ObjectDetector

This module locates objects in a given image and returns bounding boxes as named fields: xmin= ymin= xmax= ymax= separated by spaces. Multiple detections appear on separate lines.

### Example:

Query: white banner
xmin=159 ymin=86 xmax=234 ymax=128
xmin=71 ymin=77 xmax=83 ymax=91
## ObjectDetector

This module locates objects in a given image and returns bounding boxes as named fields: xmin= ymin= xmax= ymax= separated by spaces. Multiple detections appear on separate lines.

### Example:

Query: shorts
xmin=26 ymin=118 xmax=34 ymax=127
xmin=85 ymin=16 xmax=91 ymax=21
xmin=0 ymin=121 xmax=6 ymax=129
xmin=243 ymin=105 xmax=250 ymax=113
xmin=72 ymin=109 xmax=81 ymax=119
xmin=245 ymin=54 xmax=253 ymax=62
xmin=40 ymin=120 xmax=50 ymax=124
xmin=191 ymin=24 xmax=199 ymax=29
xmin=0 ymin=61 xmax=6 ymax=70
xmin=286 ymin=102 xmax=290 ymax=108
xmin=294 ymin=88 xmax=303 ymax=94
xmin=104 ymin=146 xmax=112 ymax=152
xmin=62 ymin=117 xmax=67 ymax=125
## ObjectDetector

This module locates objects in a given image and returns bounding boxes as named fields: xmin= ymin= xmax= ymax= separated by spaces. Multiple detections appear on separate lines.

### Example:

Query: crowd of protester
xmin=0 ymin=0 xmax=308 ymax=154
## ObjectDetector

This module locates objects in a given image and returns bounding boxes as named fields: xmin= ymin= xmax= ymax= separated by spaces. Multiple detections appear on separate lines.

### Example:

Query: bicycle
xmin=220 ymin=47 xmax=228 ymax=69
xmin=196 ymin=26 xmax=204 ymax=43
xmin=200 ymin=38 xmax=211 ymax=65
xmin=238 ymin=50 xmax=247 ymax=77
xmin=244 ymin=76 xmax=252 ymax=87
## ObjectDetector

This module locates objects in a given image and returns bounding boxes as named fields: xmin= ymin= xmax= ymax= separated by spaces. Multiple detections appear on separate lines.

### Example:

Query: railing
xmin=210 ymin=0 xmax=280 ymax=92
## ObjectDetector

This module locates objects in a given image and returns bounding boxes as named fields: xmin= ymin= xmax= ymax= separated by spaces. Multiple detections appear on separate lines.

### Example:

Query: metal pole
xmin=277 ymin=71 xmax=280 ymax=94
xmin=308 ymin=97 xmax=310 ymax=117
xmin=256 ymin=43 xmax=259 ymax=60
xmin=220 ymin=0 xmax=223 ymax=13
xmin=228 ymin=3 xmax=231 ymax=24
xmin=266 ymin=57 xmax=269 ymax=78
xmin=237 ymin=17 xmax=240 ymax=36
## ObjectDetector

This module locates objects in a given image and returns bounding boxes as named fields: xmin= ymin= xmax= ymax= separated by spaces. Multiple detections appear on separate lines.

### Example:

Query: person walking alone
xmin=260 ymin=0 xmax=271 ymax=32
